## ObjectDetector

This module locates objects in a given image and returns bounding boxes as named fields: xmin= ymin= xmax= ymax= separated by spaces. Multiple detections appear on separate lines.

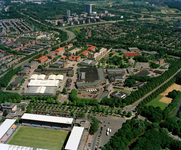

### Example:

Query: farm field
xmin=147 ymin=95 xmax=168 ymax=110
xmin=9 ymin=127 xmax=68 ymax=150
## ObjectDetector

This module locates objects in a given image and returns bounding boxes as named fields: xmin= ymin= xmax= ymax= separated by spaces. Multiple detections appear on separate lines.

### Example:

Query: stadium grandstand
xmin=0 ymin=119 xmax=16 ymax=143
xmin=21 ymin=113 xmax=73 ymax=129
xmin=0 ymin=144 xmax=48 ymax=150
xmin=65 ymin=126 xmax=84 ymax=150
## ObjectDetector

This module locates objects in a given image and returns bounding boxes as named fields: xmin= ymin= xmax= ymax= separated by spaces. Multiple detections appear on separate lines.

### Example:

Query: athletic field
xmin=8 ymin=127 xmax=68 ymax=150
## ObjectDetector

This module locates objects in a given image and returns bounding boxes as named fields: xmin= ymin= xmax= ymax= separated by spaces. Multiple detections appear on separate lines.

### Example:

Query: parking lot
xmin=77 ymin=89 xmax=104 ymax=99
xmin=94 ymin=116 xmax=126 ymax=149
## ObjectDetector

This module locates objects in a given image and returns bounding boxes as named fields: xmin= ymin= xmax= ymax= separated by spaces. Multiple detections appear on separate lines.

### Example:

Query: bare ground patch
xmin=160 ymin=83 xmax=181 ymax=96
xmin=159 ymin=97 xmax=173 ymax=104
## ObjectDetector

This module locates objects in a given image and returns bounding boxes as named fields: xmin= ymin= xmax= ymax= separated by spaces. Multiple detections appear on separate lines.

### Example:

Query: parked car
xmin=109 ymin=129 xmax=112 ymax=133
xmin=106 ymin=132 xmax=109 ymax=136
xmin=107 ymin=128 xmax=109 ymax=132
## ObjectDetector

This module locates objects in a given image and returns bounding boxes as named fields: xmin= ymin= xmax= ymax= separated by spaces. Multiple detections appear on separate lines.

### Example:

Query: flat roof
xmin=0 ymin=119 xmax=16 ymax=139
xmin=0 ymin=144 xmax=47 ymax=150
xmin=21 ymin=113 xmax=73 ymax=125
xmin=65 ymin=126 xmax=84 ymax=150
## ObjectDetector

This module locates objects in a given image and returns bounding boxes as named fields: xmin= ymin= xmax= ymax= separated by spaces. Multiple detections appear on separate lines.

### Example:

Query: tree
xmin=123 ymin=111 xmax=126 ymax=116
xmin=55 ymin=100 xmax=59 ymax=104
xmin=51 ymin=98 xmax=55 ymax=104
xmin=64 ymin=101 xmax=67 ymax=105
xmin=62 ymin=88 xmax=67 ymax=94
xmin=127 ymin=112 xmax=132 ymax=117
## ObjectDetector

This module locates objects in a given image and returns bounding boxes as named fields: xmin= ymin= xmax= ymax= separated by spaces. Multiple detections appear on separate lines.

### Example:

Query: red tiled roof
xmin=35 ymin=56 xmax=48 ymax=61
xmin=55 ymin=47 xmax=64 ymax=52
xmin=80 ymin=50 xmax=89 ymax=56
xmin=124 ymin=53 xmax=139 ymax=57
xmin=62 ymin=56 xmax=67 ymax=59
xmin=69 ymin=55 xmax=80 ymax=61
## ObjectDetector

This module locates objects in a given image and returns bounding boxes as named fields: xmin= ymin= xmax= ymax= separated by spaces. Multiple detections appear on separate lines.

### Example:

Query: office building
xmin=84 ymin=4 xmax=92 ymax=14
xmin=67 ymin=10 xmax=70 ymax=17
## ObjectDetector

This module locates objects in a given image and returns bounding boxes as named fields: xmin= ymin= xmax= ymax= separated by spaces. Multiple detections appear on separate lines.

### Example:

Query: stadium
xmin=0 ymin=113 xmax=85 ymax=150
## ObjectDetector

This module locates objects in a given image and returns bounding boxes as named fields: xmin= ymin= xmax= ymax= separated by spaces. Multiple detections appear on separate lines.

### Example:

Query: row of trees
xmin=0 ymin=66 xmax=21 ymax=88
xmin=140 ymin=90 xmax=181 ymax=122
xmin=0 ymin=91 xmax=21 ymax=104
xmin=103 ymin=118 xmax=181 ymax=150
xmin=122 ymin=58 xmax=181 ymax=105
xmin=138 ymin=77 xmax=176 ymax=109
xmin=69 ymin=89 xmax=98 ymax=106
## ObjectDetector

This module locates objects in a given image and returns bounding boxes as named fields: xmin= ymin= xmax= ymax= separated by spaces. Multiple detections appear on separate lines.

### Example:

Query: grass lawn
xmin=9 ymin=127 xmax=68 ymax=150
xmin=146 ymin=95 xmax=168 ymax=110
xmin=114 ymin=88 xmax=130 ymax=94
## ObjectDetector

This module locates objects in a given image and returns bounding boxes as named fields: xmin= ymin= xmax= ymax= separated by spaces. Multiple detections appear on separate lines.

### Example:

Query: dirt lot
xmin=77 ymin=88 xmax=103 ymax=99
xmin=159 ymin=83 xmax=181 ymax=104
xmin=159 ymin=97 xmax=173 ymax=104
xmin=160 ymin=83 xmax=181 ymax=96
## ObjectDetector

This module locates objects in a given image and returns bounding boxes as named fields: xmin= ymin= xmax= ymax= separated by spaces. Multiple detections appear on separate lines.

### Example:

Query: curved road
xmin=0 ymin=9 xmax=75 ymax=79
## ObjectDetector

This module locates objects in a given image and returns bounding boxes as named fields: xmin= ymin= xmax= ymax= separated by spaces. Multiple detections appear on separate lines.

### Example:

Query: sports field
xmin=9 ymin=127 xmax=68 ymax=150
xmin=147 ymin=95 xmax=168 ymax=110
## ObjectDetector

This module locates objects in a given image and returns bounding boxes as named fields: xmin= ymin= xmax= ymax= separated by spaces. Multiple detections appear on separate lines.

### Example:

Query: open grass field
xmin=147 ymin=95 xmax=168 ymax=110
xmin=114 ymin=88 xmax=130 ymax=94
xmin=9 ymin=127 xmax=68 ymax=150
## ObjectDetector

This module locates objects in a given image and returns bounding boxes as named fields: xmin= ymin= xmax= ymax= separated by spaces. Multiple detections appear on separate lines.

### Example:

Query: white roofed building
xmin=37 ymin=74 xmax=46 ymax=80
xmin=21 ymin=113 xmax=73 ymax=129
xmin=28 ymin=80 xmax=59 ymax=87
xmin=30 ymin=74 xmax=38 ymax=80
xmin=65 ymin=126 xmax=84 ymax=150
xmin=0 ymin=119 xmax=16 ymax=143
xmin=48 ymin=75 xmax=56 ymax=80
xmin=56 ymin=75 xmax=64 ymax=81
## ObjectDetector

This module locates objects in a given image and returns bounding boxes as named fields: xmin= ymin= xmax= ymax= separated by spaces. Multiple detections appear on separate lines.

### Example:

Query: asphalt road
xmin=124 ymin=68 xmax=181 ymax=113
xmin=0 ymin=9 xmax=75 ymax=79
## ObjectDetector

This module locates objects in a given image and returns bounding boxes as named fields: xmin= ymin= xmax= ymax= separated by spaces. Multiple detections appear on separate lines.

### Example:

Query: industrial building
xmin=79 ymin=60 xmax=98 ymax=67
xmin=154 ymin=58 xmax=164 ymax=65
xmin=18 ymin=67 xmax=30 ymax=76
xmin=26 ymin=86 xmax=56 ymax=95
xmin=65 ymin=126 xmax=84 ymax=150
xmin=0 ymin=119 xmax=16 ymax=143
xmin=21 ymin=113 xmax=73 ymax=129
xmin=11 ymin=76 xmax=23 ymax=87
xmin=76 ymin=68 xmax=105 ymax=89
xmin=35 ymin=68 xmax=72 ymax=73
xmin=135 ymin=69 xmax=151 ymax=77
xmin=28 ymin=80 xmax=59 ymax=87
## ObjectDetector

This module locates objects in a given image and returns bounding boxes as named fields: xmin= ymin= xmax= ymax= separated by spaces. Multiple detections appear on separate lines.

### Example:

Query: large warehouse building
xmin=21 ymin=113 xmax=73 ymax=129
xmin=65 ymin=126 xmax=84 ymax=150
xmin=0 ymin=119 xmax=16 ymax=143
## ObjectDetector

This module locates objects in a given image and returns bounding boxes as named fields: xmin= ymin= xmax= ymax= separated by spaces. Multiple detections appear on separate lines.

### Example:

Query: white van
xmin=109 ymin=129 xmax=112 ymax=133
xmin=106 ymin=132 xmax=109 ymax=136
xmin=107 ymin=128 xmax=109 ymax=132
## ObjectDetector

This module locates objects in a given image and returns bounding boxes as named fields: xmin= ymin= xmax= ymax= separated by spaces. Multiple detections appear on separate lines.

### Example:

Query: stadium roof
xmin=21 ymin=113 xmax=73 ymax=125
xmin=65 ymin=126 xmax=84 ymax=150
xmin=0 ymin=144 xmax=47 ymax=150
xmin=0 ymin=119 xmax=16 ymax=139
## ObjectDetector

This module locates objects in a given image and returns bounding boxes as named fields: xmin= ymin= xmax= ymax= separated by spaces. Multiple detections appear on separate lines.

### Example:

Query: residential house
xmin=80 ymin=50 xmax=89 ymax=57
xmin=46 ymin=51 xmax=56 ymax=59
xmin=88 ymin=46 xmax=97 ymax=52
xmin=65 ymin=43 xmax=73 ymax=49
xmin=69 ymin=55 xmax=81 ymax=61
xmin=34 ymin=56 xmax=48 ymax=63
xmin=55 ymin=47 xmax=65 ymax=55
xmin=154 ymin=59 xmax=164 ymax=65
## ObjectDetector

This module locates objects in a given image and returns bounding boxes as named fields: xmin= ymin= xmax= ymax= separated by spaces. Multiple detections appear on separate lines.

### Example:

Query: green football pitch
xmin=8 ymin=126 xmax=68 ymax=150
